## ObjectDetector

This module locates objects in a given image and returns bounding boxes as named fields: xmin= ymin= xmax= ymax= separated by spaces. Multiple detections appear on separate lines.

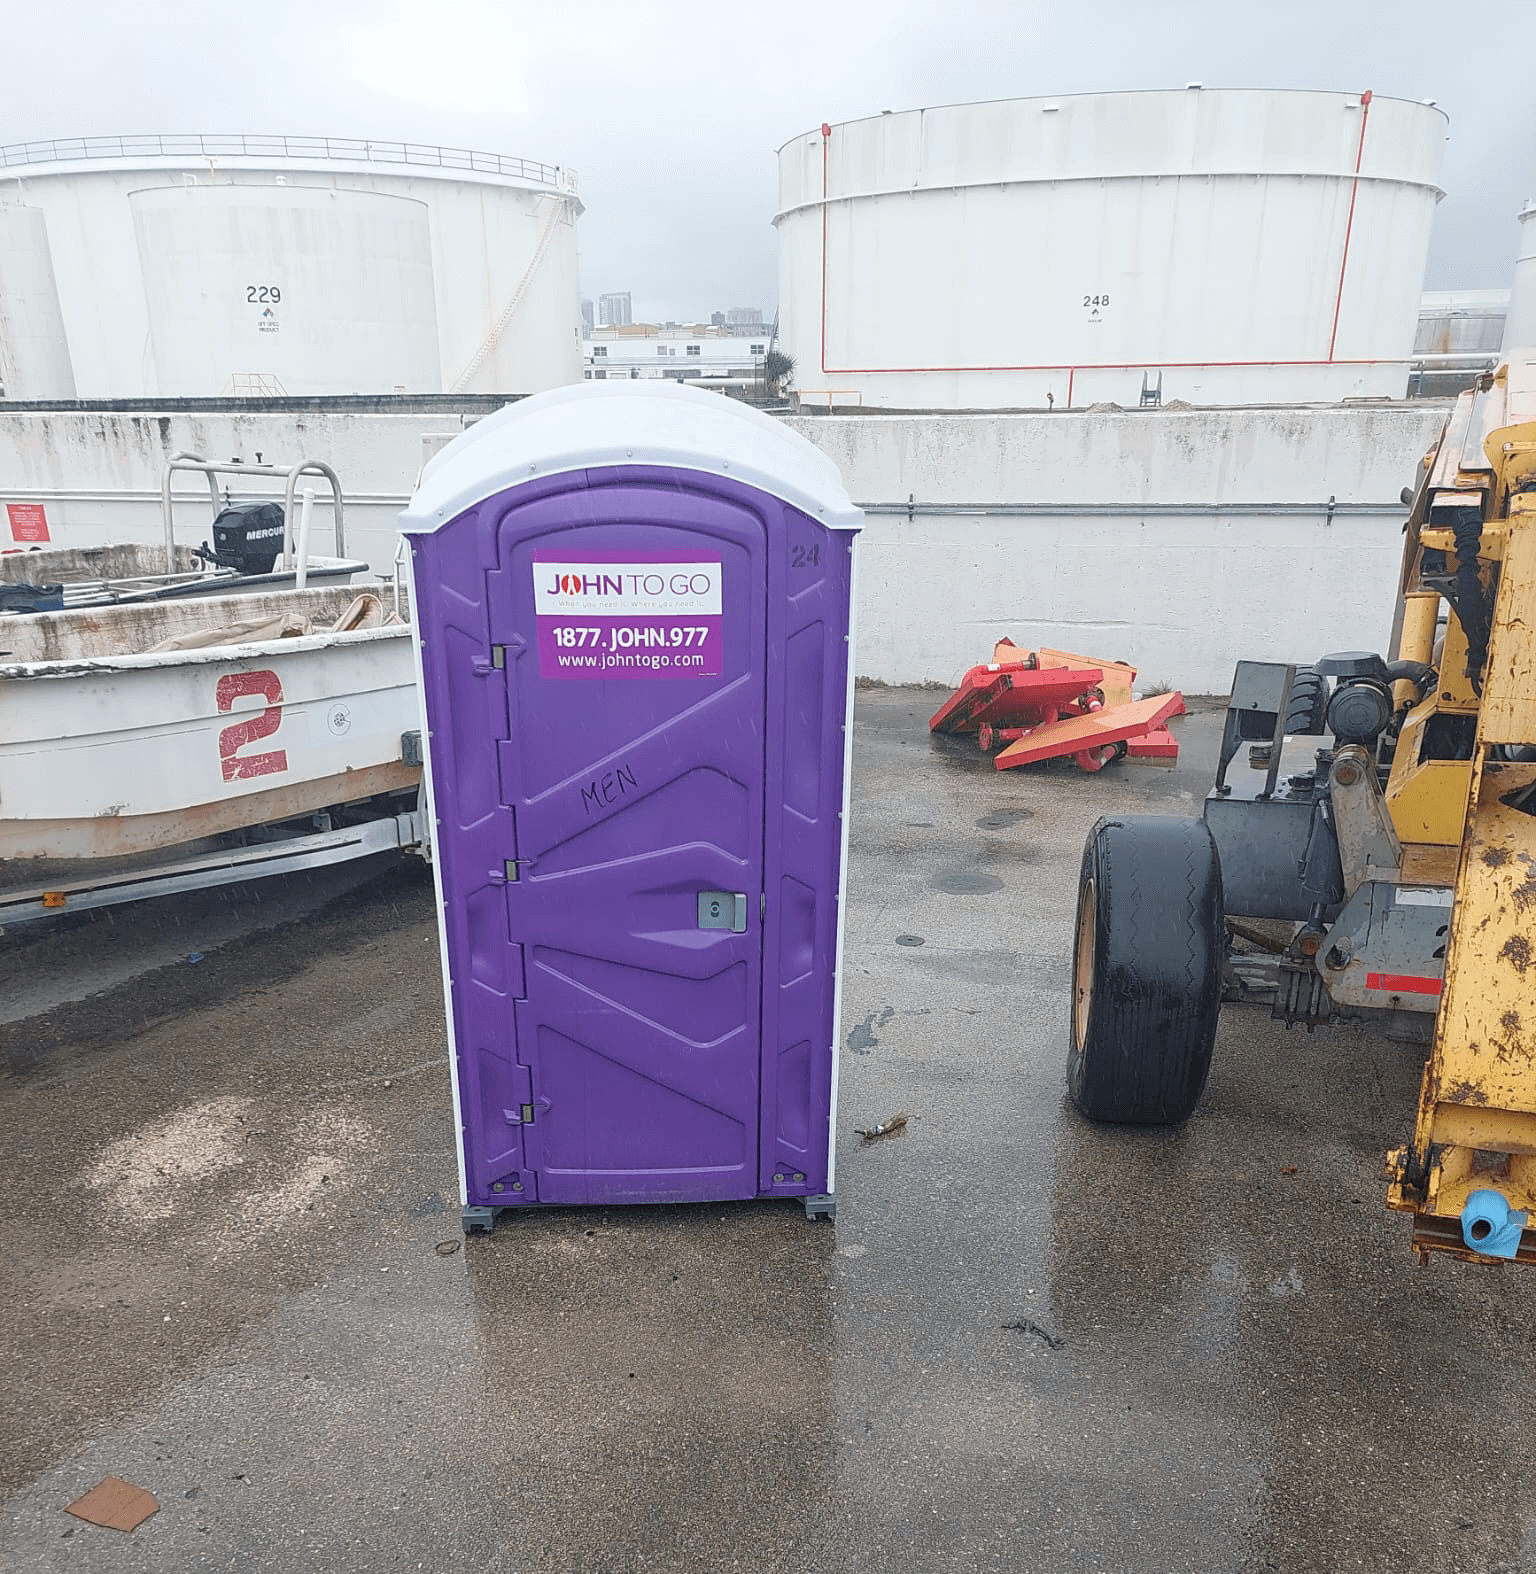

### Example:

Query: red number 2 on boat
xmin=216 ymin=670 xmax=289 ymax=782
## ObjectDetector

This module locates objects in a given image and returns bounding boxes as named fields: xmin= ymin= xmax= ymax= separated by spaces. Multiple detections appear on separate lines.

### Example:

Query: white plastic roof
xmin=400 ymin=381 xmax=862 ymax=535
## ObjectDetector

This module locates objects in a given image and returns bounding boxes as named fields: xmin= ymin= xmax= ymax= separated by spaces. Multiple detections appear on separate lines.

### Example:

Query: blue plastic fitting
xmin=1460 ymin=1188 xmax=1528 ymax=1259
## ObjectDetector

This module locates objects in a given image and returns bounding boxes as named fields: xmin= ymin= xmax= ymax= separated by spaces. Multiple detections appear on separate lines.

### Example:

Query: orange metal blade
xmin=1036 ymin=646 xmax=1137 ymax=709
xmin=1125 ymin=726 xmax=1180 ymax=762
xmin=994 ymin=692 xmax=1186 ymax=770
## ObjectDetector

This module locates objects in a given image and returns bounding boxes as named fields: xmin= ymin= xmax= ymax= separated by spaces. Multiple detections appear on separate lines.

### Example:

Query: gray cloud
xmin=7 ymin=0 xmax=1533 ymax=320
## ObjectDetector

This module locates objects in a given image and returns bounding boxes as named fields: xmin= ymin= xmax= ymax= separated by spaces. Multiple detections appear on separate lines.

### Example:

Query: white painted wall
xmin=0 ymin=406 xmax=474 ymax=573
xmin=0 ymin=399 xmax=1450 ymax=694
xmin=786 ymin=402 xmax=1451 ymax=691
xmin=778 ymin=89 xmax=1446 ymax=410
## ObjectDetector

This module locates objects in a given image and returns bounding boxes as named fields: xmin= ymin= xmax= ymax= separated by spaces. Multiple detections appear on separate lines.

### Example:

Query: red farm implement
xmin=928 ymin=640 xmax=1185 ymax=771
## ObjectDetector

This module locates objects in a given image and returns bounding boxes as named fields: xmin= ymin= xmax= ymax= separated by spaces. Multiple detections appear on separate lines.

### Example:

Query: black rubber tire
xmin=1284 ymin=666 xmax=1329 ymax=736
xmin=1068 ymin=815 xmax=1224 ymax=1124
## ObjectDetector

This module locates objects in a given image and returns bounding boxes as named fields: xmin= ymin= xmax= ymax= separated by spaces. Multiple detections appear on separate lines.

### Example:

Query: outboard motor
xmin=196 ymin=501 xmax=286 ymax=576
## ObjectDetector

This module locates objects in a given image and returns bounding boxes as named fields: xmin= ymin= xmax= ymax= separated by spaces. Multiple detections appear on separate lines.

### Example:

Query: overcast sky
xmin=6 ymin=0 xmax=1533 ymax=321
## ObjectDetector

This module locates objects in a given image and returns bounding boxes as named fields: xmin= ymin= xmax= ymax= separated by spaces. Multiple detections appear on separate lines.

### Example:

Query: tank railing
xmin=0 ymin=134 xmax=563 ymax=186
xmin=160 ymin=454 xmax=346 ymax=577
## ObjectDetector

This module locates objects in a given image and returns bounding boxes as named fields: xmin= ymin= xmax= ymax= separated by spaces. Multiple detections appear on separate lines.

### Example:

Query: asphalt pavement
xmin=2 ymin=688 xmax=1532 ymax=1574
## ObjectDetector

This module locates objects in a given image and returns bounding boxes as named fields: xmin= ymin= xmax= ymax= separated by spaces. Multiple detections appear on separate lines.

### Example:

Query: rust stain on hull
xmin=0 ymin=762 xmax=419 ymax=864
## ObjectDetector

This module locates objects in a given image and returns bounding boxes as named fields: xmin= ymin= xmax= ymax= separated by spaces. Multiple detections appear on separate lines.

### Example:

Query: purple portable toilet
xmin=402 ymin=383 xmax=862 ymax=1231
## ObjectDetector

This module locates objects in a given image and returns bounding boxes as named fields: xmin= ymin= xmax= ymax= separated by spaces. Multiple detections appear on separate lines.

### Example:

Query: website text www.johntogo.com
xmin=554 ymin=648 xmax=709 ymax=672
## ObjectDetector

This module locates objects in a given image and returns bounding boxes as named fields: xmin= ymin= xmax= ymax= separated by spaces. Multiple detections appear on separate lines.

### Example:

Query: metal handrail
xmin=0 ymin=134 xmax=566 ymax=188
xmin=160 ymin=454 xmax=345 ymax=576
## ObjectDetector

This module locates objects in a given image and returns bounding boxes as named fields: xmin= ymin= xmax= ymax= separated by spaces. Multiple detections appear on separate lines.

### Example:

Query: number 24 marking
xmin=790 ymin=543 xmax=821 ymax=569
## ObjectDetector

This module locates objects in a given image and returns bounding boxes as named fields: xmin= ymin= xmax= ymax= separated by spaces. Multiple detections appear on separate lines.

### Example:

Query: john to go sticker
xmin=532 ymin=558 xmax=723 ymax=679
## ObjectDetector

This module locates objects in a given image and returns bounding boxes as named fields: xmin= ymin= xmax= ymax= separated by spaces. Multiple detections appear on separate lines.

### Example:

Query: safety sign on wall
xmin=6 ymin=503 xmax=50 ymax=544
xmin=532 ymin=556 xmax=723 ymax=679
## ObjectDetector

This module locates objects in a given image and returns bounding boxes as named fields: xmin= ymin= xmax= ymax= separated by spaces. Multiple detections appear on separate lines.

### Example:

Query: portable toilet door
xmin=402 ymin=383 xmax=862 ymax=1229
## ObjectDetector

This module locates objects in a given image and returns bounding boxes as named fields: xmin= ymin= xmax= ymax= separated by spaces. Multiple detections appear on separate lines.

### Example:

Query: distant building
xmin=580 ymin=298 xmax=595 ymax=332
xmin=583 ymin=323 xmax=770 ymax=387
xmin=710 ymin=311 xmax=726 ymax=327
xmin=598 ymin=292 xmax=633 ymax=327
xmin=726 ymin=306 xmax=764 ymax=328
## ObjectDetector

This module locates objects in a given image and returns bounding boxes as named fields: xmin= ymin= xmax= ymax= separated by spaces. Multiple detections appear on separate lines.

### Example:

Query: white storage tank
xmin=1504 ymin=202 xmax=1536 ymax=353
xmin=0 ymin=135 xmax=583 ymax=399
xmin=1415 ymin=290 xmax=1509 ymax=357
xmin=0 ymin=203 xmax=75 ymax=399
xmin=776 ymin=89 xmax=1447 ymax=409
xmin=130 ymin=185 xmax=441 ymax=397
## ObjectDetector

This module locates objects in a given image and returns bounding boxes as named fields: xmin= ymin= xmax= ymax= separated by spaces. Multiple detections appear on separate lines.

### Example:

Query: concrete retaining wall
xmin=787 ymin=403 xmax=1450 ymax=691
xmin=1 ymin=399 xmax=1450 ymax=693
xmin=0 ymin=404 xmax=470 ymax=578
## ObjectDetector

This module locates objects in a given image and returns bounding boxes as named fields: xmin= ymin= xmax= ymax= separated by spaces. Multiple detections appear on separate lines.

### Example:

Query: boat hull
xmin=1 ymin=587 xmax=420 ymax=861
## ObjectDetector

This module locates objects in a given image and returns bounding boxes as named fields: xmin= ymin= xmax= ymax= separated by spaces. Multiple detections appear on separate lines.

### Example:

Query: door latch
xmin=698 ymin=891 xmax=748 ymax=933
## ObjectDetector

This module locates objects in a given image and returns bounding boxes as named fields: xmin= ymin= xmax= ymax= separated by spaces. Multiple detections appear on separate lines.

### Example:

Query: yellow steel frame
xmin=1384 ymin=615 xmax=1478 ymax=848
xmin=1385 ymin=356 xmax=1536 ymax=1261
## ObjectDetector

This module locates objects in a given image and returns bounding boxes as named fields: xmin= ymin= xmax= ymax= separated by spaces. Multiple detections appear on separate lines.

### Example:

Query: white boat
xmin=0 ymin=539 xmax=369 ymax=610
xmin=0 ymin=582 xmax=424 ymax=921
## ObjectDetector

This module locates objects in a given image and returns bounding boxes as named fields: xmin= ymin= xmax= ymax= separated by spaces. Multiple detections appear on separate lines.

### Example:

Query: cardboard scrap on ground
xmin=65 ymin=1477 xmax=160 ymax=1533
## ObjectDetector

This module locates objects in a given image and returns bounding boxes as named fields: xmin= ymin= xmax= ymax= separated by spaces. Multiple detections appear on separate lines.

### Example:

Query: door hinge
xmin=491 ymin=859 xmax=520 ymax=884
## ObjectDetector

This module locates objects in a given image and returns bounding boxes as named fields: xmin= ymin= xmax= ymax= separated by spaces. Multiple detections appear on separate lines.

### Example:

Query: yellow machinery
xmin=1384 ymin=353 xmax=1536 ymax=1261
xmin=1067 ymin=351 xmax=1536 ymax=1265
